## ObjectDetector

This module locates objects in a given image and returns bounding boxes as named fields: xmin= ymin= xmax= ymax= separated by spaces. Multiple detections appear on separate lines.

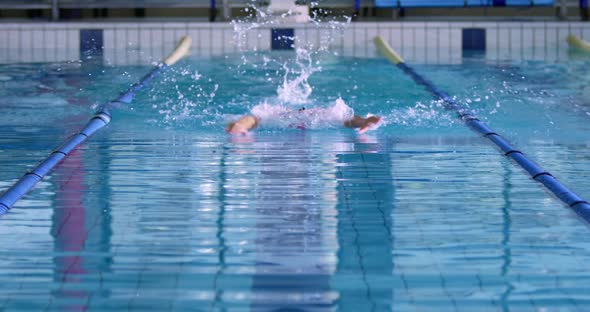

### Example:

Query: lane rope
xmin=374 ymin=35 xmax=590 ymax=223
xmin=0 ymin=36 xmax=192 ymax=216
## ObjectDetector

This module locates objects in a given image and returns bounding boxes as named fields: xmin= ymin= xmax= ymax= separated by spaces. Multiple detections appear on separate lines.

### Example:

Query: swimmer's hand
xmin=226 ymin=115 xmax=259 ymax=135
xmin=226 ymin=122 xmax=250 ymax=135
xmin=358 ymin=116 xmax=382 ymax=134
xmin=345 ymin=115 xmax=382 ymax=134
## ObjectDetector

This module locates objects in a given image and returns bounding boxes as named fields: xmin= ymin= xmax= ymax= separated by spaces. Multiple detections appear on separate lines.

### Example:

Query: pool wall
xmin=1 ymin=21 xmax=590 ymax=64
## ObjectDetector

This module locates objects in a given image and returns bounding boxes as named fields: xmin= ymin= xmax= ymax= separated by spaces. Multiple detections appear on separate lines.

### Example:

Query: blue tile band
xmin=80 ymin=29 xmax=104 ymax=59
xmin=271 ymin=28 xmax=294 ymax=50
xmin=462 ymin=28 xmax=486 ymax=51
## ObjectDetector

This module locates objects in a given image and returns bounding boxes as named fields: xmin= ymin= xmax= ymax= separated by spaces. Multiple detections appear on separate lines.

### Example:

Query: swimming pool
xmin=1 ymin=42 xmax=590 ymax=310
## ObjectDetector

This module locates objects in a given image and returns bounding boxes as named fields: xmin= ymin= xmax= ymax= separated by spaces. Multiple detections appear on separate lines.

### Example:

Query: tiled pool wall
xmin=0 ymin=21 xmax=589 ymax=65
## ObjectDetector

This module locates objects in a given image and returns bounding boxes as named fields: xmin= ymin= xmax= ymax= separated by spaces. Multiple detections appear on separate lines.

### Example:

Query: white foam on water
xmin=384 ymin=100 xmax=457 ymax=128
xmin=248 ymin=97 xmax=355 ymax=130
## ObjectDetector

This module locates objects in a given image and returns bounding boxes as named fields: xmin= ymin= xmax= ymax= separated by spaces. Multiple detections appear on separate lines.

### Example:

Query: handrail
xmin=373 ymin=35 xmax=590 ymax=224
xmin=0 ymin=36 xmax=192 ymax=216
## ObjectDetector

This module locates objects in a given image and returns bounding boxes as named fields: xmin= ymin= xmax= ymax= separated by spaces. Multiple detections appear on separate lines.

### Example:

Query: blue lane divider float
xmin=373 ymin=36 xmax=590 ymax=224
xmin=0 ymin=36 xmax=192 ymax=217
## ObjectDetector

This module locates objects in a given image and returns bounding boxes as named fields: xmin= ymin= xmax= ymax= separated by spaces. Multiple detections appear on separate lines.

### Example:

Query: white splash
xmin=231 ymin=0 xmax=351 ymax=106
xmin=276 ymin=48 xmax=321 ymax=105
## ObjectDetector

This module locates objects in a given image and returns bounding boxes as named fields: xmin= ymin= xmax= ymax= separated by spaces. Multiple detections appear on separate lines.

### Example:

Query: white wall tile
xmin=43 ymin=28 xmax=59 ymax=50
xmin=390 ymin=27 xmax=402 ymax=51
xmin=306 ymin=27 xmax=320 ymax=50
xmin=2 ymin=22 xmax=590 ymax=64
xmin=486 ymin=28 xmax=497 ymax=51
xmin=472 ymin=22 xmax=497 ymax=29
xmin=53 ymin=29 xmax=68 ymax=63
xmin=426 ymin=29 xmax=438 ymax=64
xmin=449 ymin=46 xmax=462 ymax=64
xmin=187 ymin=28 xmax=201 ymax=53
xmin=224 ymin=28 xmax=236 ymax=53
xmin=32 ymin=30 xmax=44 ymax=62
xmin=414 ymin=46 xmax=426 ymax=64
xmin=162 ymin=29 xmax=177 ymax=52
xmin=114 ymin=29 xmax=128 ymax=55
xmin=7 ymin=30 xmax=18 ymax=62
xmin=414 ymin=27 xmax=426 ymax=48
xmin=438 ymin=45 xmax=451 ymax=64
xmin=138 ymin=28 xmax=152 ymax=63
xmin=396 ymin=33 xmax=416 ymax=61
xmin=545 ymin=27 xmax=557 ymax=48
xmin=254 ymin=28 xmax=264 ymax=51
xmin=103 ymin=29 xmax=115 ymax=65
xmin=353 ymin=27 xmax=365 ymax=57
xmin=545 ymin=27 xmax=558 ymax=62
xmin=532 ymin=28 xmax=545 ymax=60
xmin=126 ymin=28 xmax=140 ymax=65
xmin=294 ymin=26 xmax=307 ymax=49
xmin=199 ymin=28 xmax=211 ymax=57
xmin=126 ymin=28 xmax=140 ymax=48
xmin=522 ymin=28 xmax=533 ymax=48
xmin=437 ymin=27 xmax=451 ymax=48
xmin=527 ymin=22 xmax=545 ymax=29
xmin=212 ymin=43 xmax=223 ymax=56
xmin=258 ymin=29 xmax=271 ymax=52
xmin=113 ymin=47 xmax=127 ymax=66
xmin=497 ymin=28 xmax=510 ymax=56
xmin=522 ymin=28 xmax=533 ymax=60
xmin=211 ymin=29 xmax=223 ymax=49
xmin=568 ymin=26 xmax=583 ymax=38
xmin=0 ymin=30 xmax=7 ymax=63
xmin=451 ymin=22 xmax=474 ymax=29
xmin=20 ymin=30 xmax=33 ymax=63
xmin=376 ymin=26 xmax=391 ymax=49
xmin=318 ymin=27 xmax=331 ymax=51
xmin=556 ymin=26 xmax=570 ymax=61
xmin=427 ymin=22 xmax=450 ymax=29
xmin=67 ymin=30 xmax=79 ymax=62
xmin=400 ymin=27 xmax=414 ymax=59
xmin=449 ymin=28 xmax=461 ymax=54
xmin=509 ymin=27 xmax=522 ymax=60
xmin=366 ymin=27 xmax=379 ymax=58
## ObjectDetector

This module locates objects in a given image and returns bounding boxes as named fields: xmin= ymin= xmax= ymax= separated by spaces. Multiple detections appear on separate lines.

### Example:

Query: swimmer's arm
xmin=226 ymin=115 xmax=259 ymax=135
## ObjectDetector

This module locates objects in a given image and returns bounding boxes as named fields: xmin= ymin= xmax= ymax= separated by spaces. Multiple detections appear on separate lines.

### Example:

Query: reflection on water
xmin=2 ymin=128 xmax=590 ymax=310
xmin=2 ymin=54 xmax=590 ymax=310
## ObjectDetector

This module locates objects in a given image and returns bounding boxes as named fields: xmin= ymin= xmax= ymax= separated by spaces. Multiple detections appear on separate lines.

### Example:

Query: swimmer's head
xmin=298 ymin=107 xmax=305 ymax=112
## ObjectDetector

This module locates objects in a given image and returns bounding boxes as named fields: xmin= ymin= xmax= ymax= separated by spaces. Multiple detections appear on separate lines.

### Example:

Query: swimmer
xmin=226 ymin=98 xmax=382 ymax=135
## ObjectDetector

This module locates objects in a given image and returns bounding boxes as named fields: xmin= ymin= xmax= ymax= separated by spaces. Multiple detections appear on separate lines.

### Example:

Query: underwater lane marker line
xmin=0 ymin=36 xmax=192 ymax=216
xmin=373 ymin=36 xmax=590 ymax=224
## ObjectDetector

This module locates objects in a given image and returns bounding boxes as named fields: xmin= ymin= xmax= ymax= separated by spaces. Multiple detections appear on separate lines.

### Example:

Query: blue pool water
xmin=1 ymin=49 xmax=590 ymax=311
